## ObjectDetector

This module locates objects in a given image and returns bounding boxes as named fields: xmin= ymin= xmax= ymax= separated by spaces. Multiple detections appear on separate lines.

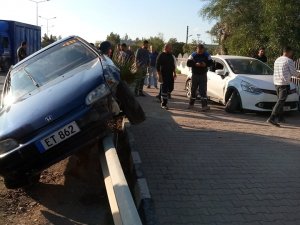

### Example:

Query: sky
xmin=1 ymin=0 xmax=215 ymax=44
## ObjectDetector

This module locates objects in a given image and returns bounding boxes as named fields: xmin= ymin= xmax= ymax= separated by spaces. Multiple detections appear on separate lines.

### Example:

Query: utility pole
xmin=186 ymin=26 xmax=189 ymax=45
xmin=28 ymin=0 xmax=50 ymax=25
xmin=39 ymin=16 xmax=56 ymax=36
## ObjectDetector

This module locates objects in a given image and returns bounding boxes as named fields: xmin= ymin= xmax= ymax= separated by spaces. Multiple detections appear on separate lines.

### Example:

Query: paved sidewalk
xmin=128 ymin=75 xmax=300 ymax=225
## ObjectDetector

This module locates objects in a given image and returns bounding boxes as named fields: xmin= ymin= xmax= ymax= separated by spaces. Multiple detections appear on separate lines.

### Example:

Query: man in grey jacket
xmin=135 ymin=40 xmax=150 ymax=96
xmin=267 ymin=46 xmax=300 ymax=127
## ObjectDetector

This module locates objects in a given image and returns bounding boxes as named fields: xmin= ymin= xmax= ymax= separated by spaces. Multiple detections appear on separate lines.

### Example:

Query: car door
xmin=207 ymin=59 xmax=229 ymax=102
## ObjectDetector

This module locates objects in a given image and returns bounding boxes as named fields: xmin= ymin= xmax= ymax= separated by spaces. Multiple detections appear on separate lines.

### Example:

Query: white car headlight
xmin=241 ymin=81 xmax=262 ymax=95
xmin=86 ymin=84 xmax=111 ymax=105
xmin=0 ymin=139 xmax=19 ymax=155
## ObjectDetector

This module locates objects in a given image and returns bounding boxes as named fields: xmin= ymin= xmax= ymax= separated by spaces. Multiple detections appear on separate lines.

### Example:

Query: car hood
xmin=0 ymin=58 xmax=106 ymax=141
xmin=238 ymin=74 xmax=276 ymax=90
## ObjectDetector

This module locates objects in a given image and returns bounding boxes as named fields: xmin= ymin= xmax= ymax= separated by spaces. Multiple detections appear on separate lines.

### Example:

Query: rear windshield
xmin=2 ymin=38 xmax=97 ymax=106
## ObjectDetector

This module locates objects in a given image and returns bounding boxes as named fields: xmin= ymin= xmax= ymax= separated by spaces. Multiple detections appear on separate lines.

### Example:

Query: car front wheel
xmin=115 ymin=80 xmax=145 ymax=125
xmin=225 ymin=90 xmax=242 ymax=113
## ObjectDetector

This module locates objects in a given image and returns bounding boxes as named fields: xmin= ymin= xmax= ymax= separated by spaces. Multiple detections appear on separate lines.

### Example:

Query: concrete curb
xmin=124 ymin=122 xmax=159 ymax=225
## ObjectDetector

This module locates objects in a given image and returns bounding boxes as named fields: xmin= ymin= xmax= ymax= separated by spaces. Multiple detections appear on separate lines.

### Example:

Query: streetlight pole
xmin=28 ymin=0 xmax=50 ymax=25
xmin=39 ymin=16 xmax=56 ymax=36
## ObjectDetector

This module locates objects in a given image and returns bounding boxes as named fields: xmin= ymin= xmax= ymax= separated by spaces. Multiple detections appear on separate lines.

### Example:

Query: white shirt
xmin=273 ymin=56 xmax=298 ymax=85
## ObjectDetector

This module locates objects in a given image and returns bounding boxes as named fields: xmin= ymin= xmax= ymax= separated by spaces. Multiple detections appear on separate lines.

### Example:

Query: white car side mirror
xmin=216 ymin=69 xmax=225 ymax=76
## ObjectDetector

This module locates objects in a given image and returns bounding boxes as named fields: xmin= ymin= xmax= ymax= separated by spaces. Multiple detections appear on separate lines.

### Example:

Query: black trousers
xmin=190 ymin=73 xmax=208 ymax=107
xmin=270 ymin=85 xmax=290 ymax=119
xmin=161 ymin=74 xmax=174 ymax=106
xmin=135 ymin=67 xmax=147 ymax=94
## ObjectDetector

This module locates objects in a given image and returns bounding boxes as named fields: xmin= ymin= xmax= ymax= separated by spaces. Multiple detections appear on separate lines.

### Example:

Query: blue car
xmin=0 ymin=36 xmax=145 ymax=188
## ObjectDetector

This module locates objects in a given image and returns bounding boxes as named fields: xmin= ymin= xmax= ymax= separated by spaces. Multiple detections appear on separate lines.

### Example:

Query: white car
xmin=184 ymin=55 xmax=299 ymax=113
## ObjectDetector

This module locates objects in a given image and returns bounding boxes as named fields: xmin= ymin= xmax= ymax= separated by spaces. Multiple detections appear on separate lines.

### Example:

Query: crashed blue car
xmin=0 ymin=36 xmax=144 ymax=188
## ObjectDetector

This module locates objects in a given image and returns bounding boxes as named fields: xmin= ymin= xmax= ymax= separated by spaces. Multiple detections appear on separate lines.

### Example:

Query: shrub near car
xmin=185 ymin=55 xmax=299 ymax=113
xmin=0 ymin=36 xmax=145 ymax=189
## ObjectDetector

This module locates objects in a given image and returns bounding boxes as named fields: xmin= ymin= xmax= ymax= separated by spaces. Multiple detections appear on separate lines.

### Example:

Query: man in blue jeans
xmin=147 ymin=46 xmax=159 ymax=89
xmin=187 ymin=44 xmax=213 ymax=111
xmin=267 ymin=46 xmax=300 ymax=127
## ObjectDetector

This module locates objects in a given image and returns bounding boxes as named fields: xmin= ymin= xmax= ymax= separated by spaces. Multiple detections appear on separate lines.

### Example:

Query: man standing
xmin=147 ymin=46 xmax=159 ymax=89
xmin=187 ymin=44 xmax=212 ymax=111
xmin=17 ymin=41 xmax=27 ymax=62
xmin=267 ymin=46 xmax=300 ymax=127
xmin=118 ymin=43 xmax=130 ymax=63
xmin=99 ymin=41 xmax=112 ymax=57
xmin=156 ymin=43 xmax=177 ymax=110
xmin=255 ymin=47 xmax=267 ymax=63
xmin=135 ymin=40 xmax=150 ymax=96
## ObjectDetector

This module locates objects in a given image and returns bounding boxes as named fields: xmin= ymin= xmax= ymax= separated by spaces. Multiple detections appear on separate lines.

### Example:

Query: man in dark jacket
xmin=135 ymin=40 xmax=150 ymax=96
xmin=187 ymin=44 xmax=212 ymax=111
xmin=255 ymin=47 xmax=267 ymax=63
xmin=156 ymin=43 xmax=177 ymax=110
xmin=17 ymin=41 xmax=27 ymax=62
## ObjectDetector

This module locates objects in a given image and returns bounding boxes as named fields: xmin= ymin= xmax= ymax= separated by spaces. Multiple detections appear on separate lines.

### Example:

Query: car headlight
xmin=241 ymin=81 xmax=262 ymax=95
xmin=0 ymin=139 xmax=19 ymax=155
xmin=104 ymin=66 xmax=120 ymax=89
xmin=86 ymin=84 xmax=111 ymax=105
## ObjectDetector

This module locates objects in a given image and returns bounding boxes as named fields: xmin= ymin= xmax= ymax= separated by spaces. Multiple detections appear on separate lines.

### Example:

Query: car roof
xmin=212 ymin=55 xmax=257 ymax=60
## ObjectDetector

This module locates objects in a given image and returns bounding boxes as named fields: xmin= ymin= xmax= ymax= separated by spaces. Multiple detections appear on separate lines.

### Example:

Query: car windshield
xmin=226 ymin=58 xmax=273 ymax=75
xmin=2 ymin=38 xmax=97 ymax=106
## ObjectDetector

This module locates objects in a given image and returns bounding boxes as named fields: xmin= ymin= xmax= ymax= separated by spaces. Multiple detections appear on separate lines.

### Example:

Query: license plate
xmin=284 ymin=106 xmax=291 ymax=111
xmin=38 ymin=121 xmax=80 ymax=152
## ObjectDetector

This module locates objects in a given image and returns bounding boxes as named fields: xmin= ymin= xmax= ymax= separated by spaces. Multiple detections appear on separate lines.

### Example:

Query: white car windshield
xmin=226 ymin=59 xmax=273 ymax=75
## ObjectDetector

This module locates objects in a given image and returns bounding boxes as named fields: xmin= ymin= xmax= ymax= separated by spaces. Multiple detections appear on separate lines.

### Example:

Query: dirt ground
xmin=0 ymin=143 xmax=113 ymax=225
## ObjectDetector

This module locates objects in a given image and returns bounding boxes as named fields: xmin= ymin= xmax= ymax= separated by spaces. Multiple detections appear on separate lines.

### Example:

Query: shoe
xmin=267 ymin=118 xmax=280 ymax=127
xmin=161 ymin=105 xmax=169 ymax=110
xmin=278 ymin=117 xmax=286 ymax=123
xmin=139 ymin=92 xmax=146 ymax=97
xmin=147 ymin=85 xmax=151 ymax=89
xmin=187 ymin=104 xmax=194 ymax=109
xmin=201 ymin=106 xmax=210 ymax=111
xmin=156 ymin=95 xmax=161 ymax=103
xmin=168 ymin=93 xmax=171 ymax=99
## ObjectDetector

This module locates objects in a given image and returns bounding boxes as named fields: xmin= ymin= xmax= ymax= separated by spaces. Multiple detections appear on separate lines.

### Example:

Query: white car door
xmin=207 ymin=59 xmax=229 ymax=102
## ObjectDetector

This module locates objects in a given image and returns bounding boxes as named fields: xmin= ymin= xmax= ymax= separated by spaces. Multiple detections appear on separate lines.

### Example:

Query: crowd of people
xmin=17 ymin=39 xmax=300 ymax=127
xmin=97 ymin=40 xmax=300 ymax=124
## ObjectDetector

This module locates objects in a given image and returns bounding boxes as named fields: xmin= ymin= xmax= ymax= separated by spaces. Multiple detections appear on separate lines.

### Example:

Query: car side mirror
xmin=216 ymin=69 xmax=225 ymax=76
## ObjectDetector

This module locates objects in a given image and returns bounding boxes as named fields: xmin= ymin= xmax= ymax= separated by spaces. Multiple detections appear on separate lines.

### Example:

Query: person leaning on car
xmin=187 ymin=44 xmax=213 ymax=111
xmin=267 ymin=46 xmax=300 ymax=127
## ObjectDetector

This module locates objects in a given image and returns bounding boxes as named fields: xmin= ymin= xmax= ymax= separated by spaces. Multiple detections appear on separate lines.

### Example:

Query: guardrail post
xmin=101 ymin=135 xmax=143 ymax=225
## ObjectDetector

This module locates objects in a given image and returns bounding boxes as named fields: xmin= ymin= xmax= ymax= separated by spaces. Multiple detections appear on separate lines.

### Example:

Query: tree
xmin=183 ymin=39 xmax=199 ymax=55
xmin=149 ymin=34 xmax=165 ymax=52
xmin=200 ymin=0 xmax=300 ymax=62
xmin=106 ymin=32 xmax=121 ymax=46
xmin=41 ymin=34 xmax=58 ymax=47
xmin=168 ymin=38 xmax=185 ymax=57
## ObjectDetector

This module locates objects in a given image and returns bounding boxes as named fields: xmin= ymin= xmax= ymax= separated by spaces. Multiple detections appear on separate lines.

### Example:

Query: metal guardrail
xmin=101 ymin=135 xmax=143 ymax=225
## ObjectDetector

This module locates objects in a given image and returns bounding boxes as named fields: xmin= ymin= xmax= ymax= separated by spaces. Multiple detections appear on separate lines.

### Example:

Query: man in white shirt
xmin=267 ymin=46 xmax=300 ymax=127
